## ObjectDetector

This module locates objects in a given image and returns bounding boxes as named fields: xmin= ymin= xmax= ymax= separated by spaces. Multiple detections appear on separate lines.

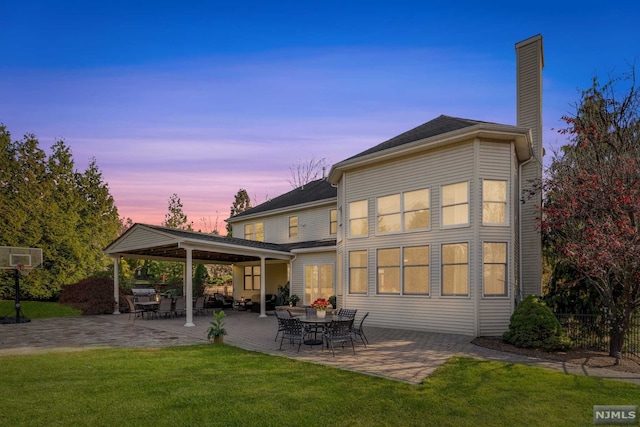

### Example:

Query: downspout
xmin=517 ymin=155 xmax=534 ymax=303
xmin=289 ymin=254 xmax=298 ymax=301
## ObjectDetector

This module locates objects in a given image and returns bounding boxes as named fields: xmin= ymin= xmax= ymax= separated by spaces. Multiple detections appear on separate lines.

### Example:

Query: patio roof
xmin=104 ymin=223 xmax=295 ymax=264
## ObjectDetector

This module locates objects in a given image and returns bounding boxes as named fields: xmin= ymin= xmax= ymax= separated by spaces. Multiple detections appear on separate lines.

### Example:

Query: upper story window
xmin=349 ymin=200 xmax=368 ymax=237
xmin=483 ymin=180 xmax=507 ymax=225
xmin=244 ymin=222 xmax=264 ymax=241
xmin=441 ymin=243 xmax=469 ymax=296
xmin=377 ymin=188 xmax=430 ymax=234
xmin=330 ymin=209 xmax=337 ymax=235
xmin=441 ymin=182 xmax=469 ymax=227
xmin=289 ymin=216 xmax=298 ymax=238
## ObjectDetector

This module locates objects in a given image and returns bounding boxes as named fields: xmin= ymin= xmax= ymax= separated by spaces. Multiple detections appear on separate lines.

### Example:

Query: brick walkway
xmin=1 ymin=310 xmax=639 ymax=385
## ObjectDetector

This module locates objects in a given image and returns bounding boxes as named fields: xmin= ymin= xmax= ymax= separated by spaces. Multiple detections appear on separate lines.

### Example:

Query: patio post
xmin=259 ymin=256 xmax=266 ymax=318
xmin=184 ymin=247 xmax=195 ymax=327
xmin=112 ymin=257 xmax=120 ymax=315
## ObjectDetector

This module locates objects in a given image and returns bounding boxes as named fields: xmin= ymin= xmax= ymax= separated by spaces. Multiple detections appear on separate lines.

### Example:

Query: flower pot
xmin=213 ymin=335 xmax=224 ymax=344
xmin=317 ymin=310 xmax=326 ymax=319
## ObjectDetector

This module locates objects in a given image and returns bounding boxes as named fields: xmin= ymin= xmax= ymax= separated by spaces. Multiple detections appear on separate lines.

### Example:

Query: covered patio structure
xmin=104 ymin=223 xmax=294 ymax=326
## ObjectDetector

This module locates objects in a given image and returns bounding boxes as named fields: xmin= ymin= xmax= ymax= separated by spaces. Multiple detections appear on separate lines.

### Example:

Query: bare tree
xmin=288 ymin=157 xmax=328 ymax=188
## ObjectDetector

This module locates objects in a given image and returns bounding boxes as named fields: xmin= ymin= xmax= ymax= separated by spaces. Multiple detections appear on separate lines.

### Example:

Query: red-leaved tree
xmin=542 ymin=68 xmax=640 ymax=356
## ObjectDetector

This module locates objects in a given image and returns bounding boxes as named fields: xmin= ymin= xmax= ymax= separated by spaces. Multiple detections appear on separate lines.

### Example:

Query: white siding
xmin=108 ymin=227 xmax=175 ymax=252
xmin=232 ymin=203 xmax=335 ymax=244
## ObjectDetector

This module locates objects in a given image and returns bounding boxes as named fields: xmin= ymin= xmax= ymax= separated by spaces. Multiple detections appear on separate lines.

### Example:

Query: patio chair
xmin=337 ymin=308 xmax=357 ymax=319
xmin=173 ymin=297 xmax=186 ymax=317
xmin=352 ymin=312 xmax=369 ymax=347
xmin=279 ymin=317 xmax=306 ymax=352
xmin=194 ymin=296 xmax=207 ymax=316
xmin=274 ymin=309 xmax=293 ymax=341
xmin=125 ymin=295 xmax=145 ymax=320
xmin=156 ymin=297 xmax=173 ymax=319
xmin=323 ymin=319 xmax=355 ymax=356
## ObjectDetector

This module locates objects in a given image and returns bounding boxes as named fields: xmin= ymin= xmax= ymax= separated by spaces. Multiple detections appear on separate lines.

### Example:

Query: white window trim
xmin=440 ymin=180 xmax=470 ymax=229
xmin=348 ymin=249 xmax=368 ymax=295
xmin=374 ymin=245 xmax=430 ymax=296
xmin=303 ymin=263 xmax=335 ymax=305
xmin=482 ymin=241 xmax=509 ymax=298
xmin=289 ymin=216 xmax=298 ymax=238
xmin=348 ymin=199 xmax=369 ymax=239
xmin=440 ymin=241 xmax=471 ymax=298
xmin=481 ymin=178 xmax=510 ymax=227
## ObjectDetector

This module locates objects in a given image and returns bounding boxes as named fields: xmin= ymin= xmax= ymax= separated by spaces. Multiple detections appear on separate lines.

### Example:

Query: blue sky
xmin=2 ymin=1 xmax=638 ymax=229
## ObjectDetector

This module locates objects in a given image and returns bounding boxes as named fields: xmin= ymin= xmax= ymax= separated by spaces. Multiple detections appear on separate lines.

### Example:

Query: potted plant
xmin=206 ymin=310 xmax=228 ymax=344
xmin=311 ymin=298 xmax=331 ymax=318
xmin=288 ymin=294 xmax=300 ymax=307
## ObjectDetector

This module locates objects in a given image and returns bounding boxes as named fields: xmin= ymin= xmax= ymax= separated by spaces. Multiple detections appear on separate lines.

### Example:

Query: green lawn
xmin=0 ymin=300 xmax=82 ymax=319
xmin=1 ymin=345 xmax=638 ymax=427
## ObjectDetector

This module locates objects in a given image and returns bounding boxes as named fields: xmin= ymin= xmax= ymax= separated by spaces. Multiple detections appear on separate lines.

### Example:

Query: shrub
xmin=58 ymin=277 xmax=129 ymax=315
xmin=503 ymin=295 xmax=573 ymax=351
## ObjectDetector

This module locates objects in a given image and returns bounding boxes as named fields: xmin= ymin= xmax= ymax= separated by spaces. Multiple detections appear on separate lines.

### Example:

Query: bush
xmin=58 ymin=277 xmax=129 ymax=315
xmin=503 ymin=295 xmax=573 ymax=351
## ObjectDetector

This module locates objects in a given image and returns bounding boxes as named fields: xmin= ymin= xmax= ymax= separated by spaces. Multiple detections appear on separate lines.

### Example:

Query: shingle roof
xmin=230 ymin=178 xmax=336 ymax=220
xmin=343 ymin=115 xmax=495 ymax=161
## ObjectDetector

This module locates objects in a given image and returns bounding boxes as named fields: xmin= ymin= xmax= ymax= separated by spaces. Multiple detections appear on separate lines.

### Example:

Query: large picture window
xmin=442 ymin=182 xmax=469 ymax=227
xmin=376 ymin=189 xmax=430 ymax=234
xmin=441 ymin=243 xmax=468 ymax=296
xmin=349 ymin=250 xmax=368 ymax=294
xmin=483 ymin=242 xmax=507 ymax=296
xmin=377 ymin=248 xmax=400 ymax=294
xmin=244 ymin=265 xmax=261 ymax=291
xmin=483 ymin=180 xmax=507 ymax=225
xmin=305 ymin=264 xmax=334 ymax=304
xmin=349 ymin=200 xmax=368 ymax=237
xmin=403 ymin=246 xmax=429 ymax=295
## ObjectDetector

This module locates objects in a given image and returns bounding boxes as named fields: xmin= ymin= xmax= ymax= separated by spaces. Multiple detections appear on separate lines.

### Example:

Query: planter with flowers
xmin=311 ymin=298 xmax=332 ymax=318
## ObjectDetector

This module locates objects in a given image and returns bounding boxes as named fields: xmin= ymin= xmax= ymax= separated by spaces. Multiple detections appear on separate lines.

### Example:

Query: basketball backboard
xmin=0 ymin=246 xmax=43 ymax=270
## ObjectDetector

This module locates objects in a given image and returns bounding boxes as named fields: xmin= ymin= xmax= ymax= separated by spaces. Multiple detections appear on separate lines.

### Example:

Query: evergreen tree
xmin=226 ymin=189 xmax=251 ymax=236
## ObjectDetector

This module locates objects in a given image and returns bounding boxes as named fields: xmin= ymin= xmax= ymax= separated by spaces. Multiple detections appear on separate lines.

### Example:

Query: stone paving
xmin=1 ymin=309 xmax=639 ymax=385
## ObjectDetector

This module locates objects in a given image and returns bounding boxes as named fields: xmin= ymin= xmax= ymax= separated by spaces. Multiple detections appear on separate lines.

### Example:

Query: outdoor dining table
xmin=296 ymin=315 xmax=352 ymax=346
xmin=135 ymin=300 xmax=159 ymax=317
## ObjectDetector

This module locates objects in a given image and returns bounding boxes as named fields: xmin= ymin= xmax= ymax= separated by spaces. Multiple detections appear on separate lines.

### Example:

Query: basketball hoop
xmin=16 ymin=264 xmax=31 ymax=277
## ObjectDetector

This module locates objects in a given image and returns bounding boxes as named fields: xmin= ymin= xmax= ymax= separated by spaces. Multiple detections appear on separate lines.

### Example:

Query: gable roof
xmin=344 ymin=115 xmax=489 ymax=161
xmin=329 ymin=114 xmax=532 ymax=184
xmin=228 ymin=178 xmax=336 ymax=221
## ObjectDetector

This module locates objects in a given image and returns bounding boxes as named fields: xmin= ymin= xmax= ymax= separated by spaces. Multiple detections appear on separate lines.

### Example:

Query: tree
xmin=541 ymin=68 xmax=640 ymax=356
xmin=163 ymin=193 xmax=193 ymax=230
xmin=288 ymin=156 xmax=328 ymax=189
xmin=226 ymin=189 xmax=251 ymax=236
xmin=0 ymin=126 xmax=122 ymax=299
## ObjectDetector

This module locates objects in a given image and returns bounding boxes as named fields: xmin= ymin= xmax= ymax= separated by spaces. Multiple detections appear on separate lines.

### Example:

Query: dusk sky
xmin=2 ymin=1 xmax=638 ymax=231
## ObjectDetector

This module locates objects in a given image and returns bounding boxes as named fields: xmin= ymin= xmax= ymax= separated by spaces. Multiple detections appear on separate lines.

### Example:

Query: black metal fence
xmin=555 ymin=313 xmax=640 ymax=358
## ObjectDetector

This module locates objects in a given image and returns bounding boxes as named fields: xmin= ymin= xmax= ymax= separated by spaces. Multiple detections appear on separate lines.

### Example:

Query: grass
xmin=1 ymin=345 xmax=639 ymax=427
xmin=0 ymin=300 xmax=82 ymax=319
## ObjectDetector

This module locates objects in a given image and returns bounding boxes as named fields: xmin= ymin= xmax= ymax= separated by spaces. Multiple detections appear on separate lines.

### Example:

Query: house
xmin=105 ymin=35 xmax=543 ymax=336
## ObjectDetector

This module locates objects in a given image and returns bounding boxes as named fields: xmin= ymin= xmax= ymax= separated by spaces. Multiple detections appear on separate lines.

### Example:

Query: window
xmin=404 ymin=246 xmax=429 ymax=295
xmin=289 ymin=216 xmax=298 ymax=238
xmin=304 ymin=265 xmax=334 ymax=304
xmin=330 ymin=209 xmax=337 ymax=235
xmin=377 ymin=194 xmax=401 ymax=233
xmin=441 ymin=243 xmax=468 ymax=296
xmin=244 ymin=265 xmax=261 ymax=291
xmin=483 ymin=180 xmax=507 ymax=224
xmin=377 ymin=188 xmax=430 ymax=234
xmin=349 ymin=250 xmax=367 ymax=294
xmin=404 ymin=188 xmax=430 ymax=230
xmin=244 ymin=222 xmax=264 ymax=241
xmin=377 ymin=248 xmax=400 ymax=294
xmin=483 ymin=242 xmax=507 ymax=296
xmin=349 ymin=200 xmax=368 ymax=237
xmin=442 ymin=182 xmax=469 ymax=227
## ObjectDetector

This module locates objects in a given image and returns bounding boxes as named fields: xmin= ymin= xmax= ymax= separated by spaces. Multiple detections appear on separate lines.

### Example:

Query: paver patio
xmin=1 ymin=309 xmax=639 ymax=385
